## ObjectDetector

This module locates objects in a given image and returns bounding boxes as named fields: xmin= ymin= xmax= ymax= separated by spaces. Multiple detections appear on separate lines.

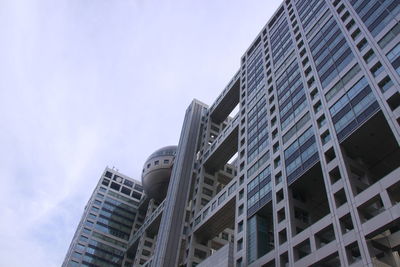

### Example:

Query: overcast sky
xmin=0 ymin=0 xmax=281 ymax=266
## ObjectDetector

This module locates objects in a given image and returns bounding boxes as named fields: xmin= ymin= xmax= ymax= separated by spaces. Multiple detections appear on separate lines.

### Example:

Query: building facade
xmin=62 ymin=168 xmax=144 ymax=267
xmin=65 ymin=0 xmax=400 ymax=266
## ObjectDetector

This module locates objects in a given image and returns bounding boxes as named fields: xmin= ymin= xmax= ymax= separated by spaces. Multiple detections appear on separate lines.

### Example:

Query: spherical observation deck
xmin=141 ymin=145 xmax=177 ymax=201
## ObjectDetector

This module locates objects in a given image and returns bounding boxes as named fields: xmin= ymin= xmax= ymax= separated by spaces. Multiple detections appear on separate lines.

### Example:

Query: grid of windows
xmin=277 ymin=60 xmax=307 ymax=130
xmin=247 ymin=216 xmax=257 ymax=264
xmin=296 ymin=0 xmax=327 ymax=31
xmin=350 ymin=0 xmax=400 ymax=37
xmin=247 ymin=98 xmax=269 ymax=163
xmin=284 ymin=127 xmax=319 ymax=184
xmin=283 ymin=112 xmax=310 ymax=144
xmin=270 ymin=15 xmax=294 ymax=68
xmin=94 ymin=221 xmax=130 ymax=240
xmin=247 ymin=152 xmax=270 ymax=177
xmin=247 ymin=166 xmax=272 ymax=215
xmin=378 ymin=22 xmax=400 ymax=49
xmin=247 ymin=46 xmax=265 ymax=97
xmin=386 ymin=42 xmax=400 ymax=75
xmin=329 ymin=77 xmax=379 ymax=142
xmin=80 ymin=239 xmax=125 ymax=266
xmin=246 ymin=215 xmax=271 ymax=264
xmin=310 ymin=16 xmax=354 ymax=88
xmin=92 ymin=232 xmax=127 ymax=248
xmin=325 ymin=64 xmax=361 ymax=102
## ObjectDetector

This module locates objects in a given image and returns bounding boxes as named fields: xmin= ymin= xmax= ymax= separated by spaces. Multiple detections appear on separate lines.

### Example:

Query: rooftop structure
xmin=141 ymin=146 xmax=177 ymax=202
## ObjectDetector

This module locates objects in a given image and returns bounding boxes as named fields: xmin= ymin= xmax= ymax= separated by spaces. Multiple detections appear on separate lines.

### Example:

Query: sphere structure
xmin=141 ymin=145 xmax=177 ymax=201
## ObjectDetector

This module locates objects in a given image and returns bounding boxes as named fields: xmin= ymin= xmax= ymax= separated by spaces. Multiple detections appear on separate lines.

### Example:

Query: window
xmin=283 ymin=113 xmax=310 ymax=144
xmin=295 ymin=0 xmax=327 ymax=32
xmin=121 ymin=187 xmax=131 ymax=196
xmin=75 ymin=243 xmax=85 ymax=251
xmin=325 ymin=64 xmax=361 ymax=102
xmin=221 ymin=232 xmax=229 ymax=240
xmin=68 ymin=260 xmax=79 ymax=267
xmin=350 ymin=0 xmax=400 ymax=37
xmin=72 ymin=251 xmax=82 ymax=259
xmin=79 ymin=235 xmax=88 ymax=242
xmin=237 ymin=238 xmax=243 ymax=251
xmin=247 ymin=98 xmax=269 ymax=161
xmin=201 ymin=198 xmax=208 ymax=206
xmin=284 ymin=127 xmax=318 ymax=184
xmin=238 ymin=204 xmax=244 ymax=215
xmin=84 ymin=221 xmax=94 ymax=228
xmin=239 ymin=189 xmax=244 ymax=200
xmin=229 ymin=182 xmax=237 ymax=195
xmin=351 ymin=28 xmax=361 ymax=40
xmin=110 ymin=182 xmax=121 ymax=191
xmin=357 ymin=38 xmax=368 ymax=51
xmin=134 ymin=184 xmax=143 ymax=192
xmin=370 ymin=62 xmax=384 ymax=77
xmin=218 ymin=192 xmax=226 ymax=205
xmin=238 ymin=221 xmax=243 ymax=232
xmin=387 ymin=42 xmax=400 ymax=75
xmin=329 ymin=77 xmax=378 ymax=142
xmin=123 ymin=179 xmax=133 ymax=188
xmin=310 ymin=16 xmax=354 ymax=88
xmin=317 ymin=115 xmax=326 ymax=128
xmin=363 ymin=49 xmax=375 ymax=63
xmin=142 ymin=249 xmax=151 ymax=256
xmin=204 ymin=177 xmax=214 ymax=186
xmin=378 ymin=76 xmax=394 ymax=92
xmin=99 ymin=187 xmax=107 ymax=193
xmin=379 ymin=23 xmax=400 ymax=49
xmin=194 ymin=249 xmax=207 ymax=259
xmin=321 ymin=131 xmax=331 ymax=145
xmin=202 ymin=188 xmax=213 ymax=197
xmin=203 ymin=207 xmax=209 ymax=218
xmin=313 ymin=101 xmax=322 ymax=113
xmin=237 ymin=258 xmax=243 ymax=267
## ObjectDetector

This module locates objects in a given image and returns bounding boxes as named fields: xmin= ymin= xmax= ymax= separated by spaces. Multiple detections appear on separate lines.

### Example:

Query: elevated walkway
xmin=203 ymin=114 xmax=239 ymax=173
xmin=209 ymin=70 xmax=240 ymax=124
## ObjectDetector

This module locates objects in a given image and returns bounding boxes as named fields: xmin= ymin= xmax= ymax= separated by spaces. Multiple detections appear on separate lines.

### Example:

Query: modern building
xmin=62 ymin=168 xmax=144 ymax=267
xmin=65 ymin=0 xmax=400 ymax=266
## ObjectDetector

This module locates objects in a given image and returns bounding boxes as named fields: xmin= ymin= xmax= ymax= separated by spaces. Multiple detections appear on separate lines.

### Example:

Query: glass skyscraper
xmin=63 ymin=168 xmax=144 ymax=267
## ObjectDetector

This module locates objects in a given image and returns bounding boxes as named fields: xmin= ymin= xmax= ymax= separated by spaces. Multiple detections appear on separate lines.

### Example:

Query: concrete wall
xmin=197 ymin=242 xmax=233 ymax=267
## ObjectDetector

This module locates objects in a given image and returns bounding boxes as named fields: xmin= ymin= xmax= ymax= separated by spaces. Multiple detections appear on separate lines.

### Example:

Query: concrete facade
xmin=197 ymin=242 xmax=234 ymax=267
xmin=64 ymin=0 xmax=400 ymax=266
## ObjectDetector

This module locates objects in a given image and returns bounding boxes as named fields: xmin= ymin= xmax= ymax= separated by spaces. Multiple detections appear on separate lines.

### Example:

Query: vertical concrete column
xmin=152 ymin=100 xmax=206 ymax=267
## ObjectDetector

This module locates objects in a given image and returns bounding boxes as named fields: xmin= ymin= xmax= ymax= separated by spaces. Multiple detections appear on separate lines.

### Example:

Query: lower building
xmin=62 ymin=168 xmax=144 ymax=267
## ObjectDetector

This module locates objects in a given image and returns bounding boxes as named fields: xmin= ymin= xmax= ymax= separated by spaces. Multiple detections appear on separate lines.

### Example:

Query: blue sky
xmin=0 ymin=0 xmax=281 ymax=266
